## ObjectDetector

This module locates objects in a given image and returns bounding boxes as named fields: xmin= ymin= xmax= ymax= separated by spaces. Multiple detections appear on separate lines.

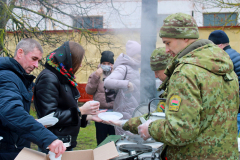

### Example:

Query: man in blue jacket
xmin=209 ymin=30 xmax=240 ymax=135
xmin=0 ymin=38 xmax=66 ymax=160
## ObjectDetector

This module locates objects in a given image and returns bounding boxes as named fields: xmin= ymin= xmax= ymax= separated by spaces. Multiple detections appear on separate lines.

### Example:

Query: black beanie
xmin=208 ymin=30 xmax=229 ymax=45
xmin=100 ymin=51 xmax=114 ymax=64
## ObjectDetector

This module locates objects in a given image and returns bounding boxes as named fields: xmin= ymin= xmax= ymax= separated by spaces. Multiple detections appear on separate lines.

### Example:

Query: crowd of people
xmin=0 ymin=12 xmax=239 ymax=160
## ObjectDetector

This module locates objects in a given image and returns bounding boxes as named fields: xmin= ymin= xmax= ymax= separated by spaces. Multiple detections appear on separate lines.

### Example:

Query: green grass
xmin=29 ymin=103 xmax=97 ymax=151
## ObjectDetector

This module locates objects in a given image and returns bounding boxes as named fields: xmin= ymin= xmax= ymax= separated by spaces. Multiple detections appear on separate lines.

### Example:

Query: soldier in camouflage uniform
xmin=150 ymin=47 xmax=173 ymax=112
xmin=108 ymin=12 xmax=239 ymax=160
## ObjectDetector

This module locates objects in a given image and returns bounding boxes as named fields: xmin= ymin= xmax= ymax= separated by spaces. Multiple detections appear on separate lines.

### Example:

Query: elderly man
xmin=150 ymin=47 xmax=173 ymax=112
xmin=0 ymin=38 xmax=66 ymax=160
xmin=108 ymin=13 xmax=239 ymax=159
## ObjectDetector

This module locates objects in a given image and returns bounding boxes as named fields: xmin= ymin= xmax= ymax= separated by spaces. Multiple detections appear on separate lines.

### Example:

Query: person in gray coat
xmin=104 ymin=40 xmax=141 ymax=135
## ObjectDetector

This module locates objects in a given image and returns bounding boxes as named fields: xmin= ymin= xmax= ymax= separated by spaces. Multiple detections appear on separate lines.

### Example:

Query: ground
xmin=29 ymin=103 xmax=97 ymax=151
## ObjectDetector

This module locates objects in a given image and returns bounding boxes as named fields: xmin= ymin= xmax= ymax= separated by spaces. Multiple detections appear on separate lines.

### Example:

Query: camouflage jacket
xmin=123 ymin=39 xmax=239 ymax=159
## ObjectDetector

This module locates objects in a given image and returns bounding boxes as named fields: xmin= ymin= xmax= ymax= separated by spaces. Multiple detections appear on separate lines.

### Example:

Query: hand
xmin=87 ymin=110 xmax=107 ymax=122
xmin=138 ymin=119 xmax=152 ymax=140
xmin=95 ymin=68 xmax=103 ymax=76
xmin=127 ymin=82 xmax=134 ymax=92
xmin=48 ymin=139 xmax=66 ymax=158
xmin=79 ymin=101 xmax=100 ymax=115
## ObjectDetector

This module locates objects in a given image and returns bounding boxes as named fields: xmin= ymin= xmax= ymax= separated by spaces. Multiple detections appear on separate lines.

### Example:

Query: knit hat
xmin=100 ymin=51 xmax=114 ymax=64
xmin=208 ymin=30 xmax=229 ymax=45
xmin=159 ymin=12 xmax=199 ymax=39
xmin=126 ymin=40 xmax=141 ymax=58
xmin=150 ymin=47 xmax=173 ymax=71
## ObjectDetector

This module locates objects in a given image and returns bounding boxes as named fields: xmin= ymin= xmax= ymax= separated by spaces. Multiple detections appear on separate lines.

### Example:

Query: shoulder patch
xmin=169 ymin=95 xmax=181 ymax=111
xmin=156 ymin=101 xmax=165 ymax=112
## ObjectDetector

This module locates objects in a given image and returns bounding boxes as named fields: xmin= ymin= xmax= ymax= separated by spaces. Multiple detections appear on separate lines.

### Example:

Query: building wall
xmin=5 ymin=27 xmax=240 ymax=83
xmin=9 ymin=0 xmax=239 ymax=31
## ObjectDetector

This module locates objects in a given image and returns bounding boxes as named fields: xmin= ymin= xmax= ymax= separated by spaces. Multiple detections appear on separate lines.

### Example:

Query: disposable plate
xmin=98 ymin=112 xmax=123 ymax=121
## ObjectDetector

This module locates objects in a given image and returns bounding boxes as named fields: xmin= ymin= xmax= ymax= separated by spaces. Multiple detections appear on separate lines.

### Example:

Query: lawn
xmin=29 ymin=103 xmax=97 ymax=151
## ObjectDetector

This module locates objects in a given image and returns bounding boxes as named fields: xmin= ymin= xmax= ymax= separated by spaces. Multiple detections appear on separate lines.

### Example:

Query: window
xmin=73 ymin=16 xmax=103 ymax=29
xmin=203 ymin=13 xmax=238 ymax=26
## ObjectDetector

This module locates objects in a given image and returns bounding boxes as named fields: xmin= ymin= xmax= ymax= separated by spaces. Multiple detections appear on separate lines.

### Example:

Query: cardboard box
xmin=15 ymin=141 xmax=119 ymax=160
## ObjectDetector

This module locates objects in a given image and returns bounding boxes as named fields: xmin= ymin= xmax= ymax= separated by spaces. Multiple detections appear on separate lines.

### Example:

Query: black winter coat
xmin=34 ymin=64 xmax=88 ymax=148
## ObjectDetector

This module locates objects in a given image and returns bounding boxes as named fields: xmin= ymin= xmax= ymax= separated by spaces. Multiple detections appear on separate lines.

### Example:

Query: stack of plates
xmin=37 ymin=112 xmax=59 ymax=127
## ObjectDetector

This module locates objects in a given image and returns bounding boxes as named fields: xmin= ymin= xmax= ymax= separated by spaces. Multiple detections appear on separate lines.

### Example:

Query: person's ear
xmin=184 ymin=38 xmax=189 ymax=42
xmin=16 ymin=48 xmax=24 ymax=59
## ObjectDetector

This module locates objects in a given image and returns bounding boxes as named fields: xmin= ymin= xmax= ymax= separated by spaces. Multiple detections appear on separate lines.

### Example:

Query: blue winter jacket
xmin=224 ymin=46 xmax=240 ymax=112
xmin=0 ymin=57 xmax=57 ymax=159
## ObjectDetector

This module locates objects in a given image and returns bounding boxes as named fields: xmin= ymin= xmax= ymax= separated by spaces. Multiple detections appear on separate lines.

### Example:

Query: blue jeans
xmin=237 ymin=113 xmax=240 ymax=136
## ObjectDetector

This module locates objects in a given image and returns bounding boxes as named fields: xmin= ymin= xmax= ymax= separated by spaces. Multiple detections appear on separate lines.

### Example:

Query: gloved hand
xmin=138 ymin=119 xmax=152 ymax=140
xmin=127 ymin=82 xmax=134 ymax=92
xmin=105 ymin=120 xmax=128 ymax=127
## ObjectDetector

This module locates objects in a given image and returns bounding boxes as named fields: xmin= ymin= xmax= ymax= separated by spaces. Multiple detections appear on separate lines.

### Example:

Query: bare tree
xmin=0 ymin=0 xmax=139 ymax=74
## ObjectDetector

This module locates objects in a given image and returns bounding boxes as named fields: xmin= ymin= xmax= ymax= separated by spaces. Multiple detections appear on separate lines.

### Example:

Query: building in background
xmin=6 ymin=0 xmax=239 ymax=31
xmin=4 ymin=0 xmax=240 ymax=84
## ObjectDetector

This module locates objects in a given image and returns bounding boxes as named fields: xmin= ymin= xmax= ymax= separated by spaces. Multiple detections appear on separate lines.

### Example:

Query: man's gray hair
xmin=14 ymin=38 xmax=43 ymax=57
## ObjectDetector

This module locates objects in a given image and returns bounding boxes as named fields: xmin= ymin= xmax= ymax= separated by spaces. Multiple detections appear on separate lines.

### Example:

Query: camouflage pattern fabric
xmin=155 ymin=79 xmax=169 ymax=113
xmin=150 ymin=47 xmax=173 ymax=71
xmin=150 ymin=40 xmax=239 ymax=159
xmin=159 ymin=12 xmax=199 ymax=39
xmin=123 ymin=40 xmax=239 ymax=159
xmin=123 ymin=114 xmax=148 ymax=134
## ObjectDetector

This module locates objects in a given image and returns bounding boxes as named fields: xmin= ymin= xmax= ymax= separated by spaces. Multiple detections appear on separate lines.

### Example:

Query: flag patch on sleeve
xmin=156 ymin=101 xmax=165 ymax=112
xmin=169 ymin=95 xmax=181 ymax=111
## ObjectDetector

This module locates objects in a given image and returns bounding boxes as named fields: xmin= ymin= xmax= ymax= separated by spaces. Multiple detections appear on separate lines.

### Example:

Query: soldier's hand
xmin=138 ymin=119 xmax=152 ymax=140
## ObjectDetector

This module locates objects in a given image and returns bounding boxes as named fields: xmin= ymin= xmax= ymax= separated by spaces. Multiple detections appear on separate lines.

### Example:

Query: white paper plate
xmin=37 ymin=117 xmax=59 ymax=127
xmin=98 ymin=112 xmax=123 ymax=121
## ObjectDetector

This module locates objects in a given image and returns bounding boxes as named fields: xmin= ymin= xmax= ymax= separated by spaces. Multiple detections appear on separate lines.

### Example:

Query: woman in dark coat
xmin=34 ymin=41 xmax=102 ymax=153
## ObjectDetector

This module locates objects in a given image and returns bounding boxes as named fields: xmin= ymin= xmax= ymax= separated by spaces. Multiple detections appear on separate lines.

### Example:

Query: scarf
xmin=46 ymin=41 xmax=78 ymax=87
